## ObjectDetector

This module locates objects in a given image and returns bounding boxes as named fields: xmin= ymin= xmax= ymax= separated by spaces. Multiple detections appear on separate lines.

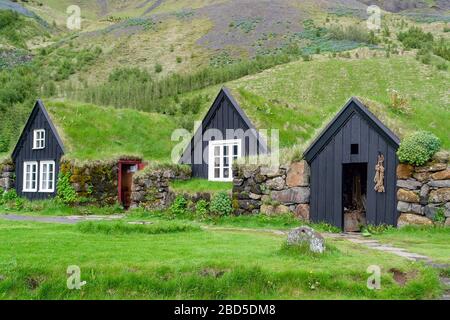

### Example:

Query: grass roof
xmin=44 ymin=100 xmax=179 ymax=162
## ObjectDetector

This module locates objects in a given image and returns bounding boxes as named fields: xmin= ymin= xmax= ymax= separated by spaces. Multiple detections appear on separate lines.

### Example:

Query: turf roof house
xmin=180 ymin=87 xmax=268 ymax=181
xmin=303 ymin=97 xmax=401 ymax=228
xmin=11 ymin=100 xmax=145 ymax=207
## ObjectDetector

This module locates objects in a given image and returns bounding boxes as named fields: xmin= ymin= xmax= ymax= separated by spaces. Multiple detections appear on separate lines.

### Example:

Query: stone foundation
xmin=0 ymin=159 xmax=14 ymax=192
xmin=396 ymin=151 xmax=450 ymax=226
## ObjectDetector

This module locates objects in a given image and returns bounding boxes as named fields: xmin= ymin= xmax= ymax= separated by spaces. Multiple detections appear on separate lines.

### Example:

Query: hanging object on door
xmin=374 ymin=154 xmax=385 ymax=193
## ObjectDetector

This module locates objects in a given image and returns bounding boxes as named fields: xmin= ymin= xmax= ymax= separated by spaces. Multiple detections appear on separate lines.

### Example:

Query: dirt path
xmin=0 ymin=214 xmax=124 ymax=224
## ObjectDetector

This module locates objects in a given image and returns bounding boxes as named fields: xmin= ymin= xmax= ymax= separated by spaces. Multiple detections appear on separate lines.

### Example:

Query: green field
xmin=0 ymin=218 xmax=443 ymax=299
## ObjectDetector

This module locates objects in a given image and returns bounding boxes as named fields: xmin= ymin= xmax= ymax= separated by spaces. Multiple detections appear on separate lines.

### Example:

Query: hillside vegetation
xmin=0 ymin=0 xmax=449 ymax=161
xmin=177 ymin=55 xmax=450 ymax=153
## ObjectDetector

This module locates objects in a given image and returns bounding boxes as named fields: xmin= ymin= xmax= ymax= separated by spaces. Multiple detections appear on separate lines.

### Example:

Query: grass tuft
xmin=77 ymin=220 xmax=201 ymax=235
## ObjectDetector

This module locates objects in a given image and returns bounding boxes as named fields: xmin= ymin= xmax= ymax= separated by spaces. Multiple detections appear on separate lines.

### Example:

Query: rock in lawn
xmin=287 ymin=226 xmax=325 ymax=254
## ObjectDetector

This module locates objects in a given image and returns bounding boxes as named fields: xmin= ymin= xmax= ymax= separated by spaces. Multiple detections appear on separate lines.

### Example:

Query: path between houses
xmin=1 ymin=214 xmax=448 ymax=299
xmin=0 ymin=213 xmax=124 ymax=224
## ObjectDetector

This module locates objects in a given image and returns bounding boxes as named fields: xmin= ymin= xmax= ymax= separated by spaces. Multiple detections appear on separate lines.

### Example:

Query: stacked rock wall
xmin=233 ymin=161 xmax=311 ymax=220
xmin=396 ymin=152 xmax=450 ymax=226
xmin=130 ymin=165 xmax=191 ymax=210
xmin=60 ymin=160 xmax=119 ymax=205
xmin=234 ymin=152 xmax=450 ymax=228
xmin=0 ymin=159 xmax=15 ymax=192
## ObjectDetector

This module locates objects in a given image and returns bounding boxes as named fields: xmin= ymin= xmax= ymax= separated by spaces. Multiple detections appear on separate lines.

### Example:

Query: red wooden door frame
xmin=118 ymin=160 xmax=145 ymax=206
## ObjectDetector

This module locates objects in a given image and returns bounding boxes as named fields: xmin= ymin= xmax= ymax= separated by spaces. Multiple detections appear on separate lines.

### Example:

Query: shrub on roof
xmin=397 ymin=131 xmax=441 ymax=166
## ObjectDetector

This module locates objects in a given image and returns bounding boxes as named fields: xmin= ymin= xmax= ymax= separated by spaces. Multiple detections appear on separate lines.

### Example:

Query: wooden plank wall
xmin=310 ymin=112 xmax=398 ymax=229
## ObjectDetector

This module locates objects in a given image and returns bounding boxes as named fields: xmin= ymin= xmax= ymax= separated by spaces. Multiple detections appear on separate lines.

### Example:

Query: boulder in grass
xmin=287 ymin=226 xmax=325 ymax=254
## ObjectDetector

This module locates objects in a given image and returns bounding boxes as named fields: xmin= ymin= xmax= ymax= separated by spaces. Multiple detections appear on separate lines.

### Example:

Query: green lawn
xmin=0 ymin=219 xmax=442 ymax=299
xmin=373 ymin=226 xmax=450 ymax=264
xmin=170 ymin=178 xmax=232 ymax=195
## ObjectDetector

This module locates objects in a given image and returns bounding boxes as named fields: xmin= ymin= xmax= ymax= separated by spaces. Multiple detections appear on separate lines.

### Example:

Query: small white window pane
xmin=224 ymin=168 xmax=229 ymax=178
xmin=214 ymin=168 xmax=220 ymax=178
xmin=214 ymin=146 xmax=220 ymax=156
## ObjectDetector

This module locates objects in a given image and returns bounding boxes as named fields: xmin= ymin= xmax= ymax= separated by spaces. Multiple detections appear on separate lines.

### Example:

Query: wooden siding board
xmin=326 ymin=143 xmax=334 ymax=225
xmin=310 ymin=159 xmax=319 ymax=223
xmin=317 ymin=153 xmax=326 ymax=223
xmin=366 ymin=128 xmax=378 ymax=224
xmin=360 ymin=118 xmax=369 ymax=163
xmin=342 ymin=116 xmax=352 ymax=164
xmin=334 ymin=130 xmax=343 ymax=228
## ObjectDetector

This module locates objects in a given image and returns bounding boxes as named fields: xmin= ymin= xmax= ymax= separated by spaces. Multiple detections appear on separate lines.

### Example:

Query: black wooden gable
xmin=180 ymin=87 xmax=267 ymax=165
xmin=12 ymin=99 xmax=65 ymax=160
xmin=304 ymin=97 xmax=400 ymax=163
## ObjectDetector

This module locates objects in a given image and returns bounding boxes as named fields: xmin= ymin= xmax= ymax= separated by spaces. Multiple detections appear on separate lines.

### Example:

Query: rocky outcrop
xmin=233 ymin=161 xmax=311 ymax=218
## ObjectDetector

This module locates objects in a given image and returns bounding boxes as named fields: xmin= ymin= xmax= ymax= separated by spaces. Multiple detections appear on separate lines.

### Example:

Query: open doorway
xmin=342 ymin=163 xmax=368 ymax=232
xmin=118 ymin=160 xmax=143 ymax=209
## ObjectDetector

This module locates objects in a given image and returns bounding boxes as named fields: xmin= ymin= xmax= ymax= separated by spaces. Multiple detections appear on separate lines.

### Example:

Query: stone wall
xmin=60 ymin=160 xmax=119 ymax=205
xmin=130 ymin=165 xmax=191 ymax=210
xmin=233 ymin=161 xmax=311 ymax=220
xmin=0 ymin=159 xmax=15 ymax=192
xmin=396 ymin=151 xmax=450 ymax=226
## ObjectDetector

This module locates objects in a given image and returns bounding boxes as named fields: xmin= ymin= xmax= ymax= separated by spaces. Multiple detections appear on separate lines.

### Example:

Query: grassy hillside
xmin=45 ymin=100 xmax=179 ymax=161
xmin=179 ymin=54 xmax=450 ymax=154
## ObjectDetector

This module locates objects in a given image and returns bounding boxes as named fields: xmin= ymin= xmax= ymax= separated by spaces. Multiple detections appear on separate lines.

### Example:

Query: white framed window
xmin=33 ymin=129 xmax=45 ymax=149
xmin=208 ymin=139 xmax=242 ymax=182
xmin=23 ymin=161 xmax=38 ymax=192
xmin=39 ymin=161 xmax=55 ymax=193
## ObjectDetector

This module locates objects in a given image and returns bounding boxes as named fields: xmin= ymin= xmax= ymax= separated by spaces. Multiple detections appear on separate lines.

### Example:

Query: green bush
xmin=195 ymin=199 xmax=209 ymax=219
xmin=397 ymin=131 xmax=441 ymax=166
xmin=210 ymin=192 xmax=233 ymax=216
xmin=56 ymin=172 xmax=78 ymax=204
xmin=433 ymin=208 xmax=446 ymax=224
xmin=170 ymin=195 xmax=187 ymax=216
xmin=0 ymin=189 xmax=18 ymax=205
xmin=397 ymin=27 xmax=434 ymax=49
xmin=154 ymin=63 xmax=163 ymax=73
